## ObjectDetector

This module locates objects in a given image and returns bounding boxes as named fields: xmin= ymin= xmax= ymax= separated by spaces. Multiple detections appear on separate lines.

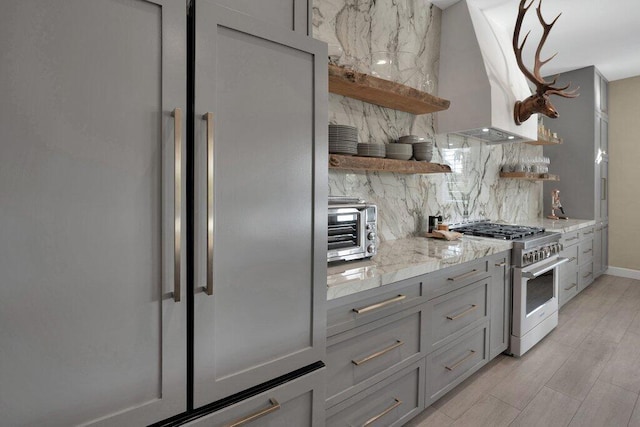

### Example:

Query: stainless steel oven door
xmin=513 ymin=256 xmax=569 ymax=337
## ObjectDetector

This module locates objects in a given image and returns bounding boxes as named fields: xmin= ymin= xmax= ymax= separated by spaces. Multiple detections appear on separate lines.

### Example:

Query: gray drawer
xmin=184 ymin=368 xmax=324 ymax=426
xmin=326 ymin=360 xmax=425 ymax=427
xmin=578 ymin=239 xmax=594 ymax=265
xmin=424 ymin=259 xmax=490 ymax=299
xmin=559 ymin=271 xmax=579 ymax=308
xmin=426 ymin=323 xmax=489 ymax=405
xmin=560 ymin=230 xmax=580 ymax=247
xmin=425 ymin=278 xmax=489 ymax=352
xmin=580 ymin=226 xmax=595 ymax=241
xmin=559 ymin=244 xmax=579 ymax=270
xmin=326 ymin=305 xmax=423 ymax=407
xmin=579 ymin=262 xmax=594 ymax=291
xmin=327 ymin=277 xmax=424 ymax=337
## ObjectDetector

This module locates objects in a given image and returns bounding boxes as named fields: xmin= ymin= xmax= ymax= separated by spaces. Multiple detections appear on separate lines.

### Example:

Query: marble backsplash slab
xmin=314 ymin=0 xmax=544 ymax=242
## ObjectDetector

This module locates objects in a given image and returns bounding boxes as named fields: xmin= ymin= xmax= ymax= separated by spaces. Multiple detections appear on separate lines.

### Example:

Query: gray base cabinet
xmin=559 ymin=226 xmax=596 ymax=308
xmin=325 ymin=250 xmax=511 ymax=423
xmin=184 ymin=369 xmax=325 ymax=427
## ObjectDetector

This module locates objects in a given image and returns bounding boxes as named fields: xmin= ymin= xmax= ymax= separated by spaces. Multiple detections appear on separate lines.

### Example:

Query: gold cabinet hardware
xmin=447 ymin=269 xmax=480 ymax=282
xmin=569 ymin=257 xmax=577 ymax=262
xmin=446 ymin=304 xmax=479 ymax=321
xmin=445 ymin=350 xmax=476 ymax=371
xmin=204 ymin=112 xmax=214 ymax=296
xmin=495 ymin=261 xmax=507 ymax=267
xmin=564 ymin=283 xmax=578 ymax=291
xmin=583 ymin=272 xmax=593 ymax=279
xmin=351 ymin=340 xmax=404 ymax=366
xmin=172 ymin=108 xmax=182 ymax=302
xmin=362 ymin=398 xmax=402 ymax=427
xmin=583 ymin=248 xmax=593 ymax=254
xmin=227 ymin=398 xmax=280 ymax=427
xmin=353 ymin=295 xmax=406 ymax=314
xmin=565 ymin=236 xmax=579 ymax=242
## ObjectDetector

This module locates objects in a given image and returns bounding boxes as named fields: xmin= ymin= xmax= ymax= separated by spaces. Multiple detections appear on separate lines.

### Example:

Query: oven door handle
xmin=522 ymin=257 xmax=569 ymax=279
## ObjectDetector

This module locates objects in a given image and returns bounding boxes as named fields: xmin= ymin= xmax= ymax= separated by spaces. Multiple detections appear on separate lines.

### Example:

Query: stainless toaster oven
xmin=327 ymin=199 xmax=377 ymax=263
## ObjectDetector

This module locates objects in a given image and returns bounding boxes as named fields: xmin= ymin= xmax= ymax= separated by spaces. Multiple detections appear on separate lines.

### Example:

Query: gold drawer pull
xmin=583 ymin=230 xmax=594 ymax=235
xmin=565 ymin=236 xmax=579 ymax=242
xmin=569 ymin=257 xmax=577 ymax=262
xmin=353 ymin=295 xmax=406 ymax=314
xmin=583 ymin=248 xmax=593 ymax=254
xmin=447 ymin=269 xmax=480 ymax=282
xmin=227 ymin=398 xmax=280 ymax=427
xmin=362 ymin=398 xmax=402 ymax=427
xmin=352 ymin=340 xmax=404 ymax=366
xmin=445 ymin=350 xmax=476 ymax=371
xmin=446 ymin=304 xmax=479 ymax=321
xmin=583 ymin=272 xmax=593 ymax=279
xmin=495 ymin=261 xmax=507 ymax=267
xmin=564 ymin=283 xmax=578 ymax=291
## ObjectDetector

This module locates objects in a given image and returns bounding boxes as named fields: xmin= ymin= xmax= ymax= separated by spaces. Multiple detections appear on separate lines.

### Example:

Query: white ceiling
xmin=431 ymin=0 xmax=640 ymax=81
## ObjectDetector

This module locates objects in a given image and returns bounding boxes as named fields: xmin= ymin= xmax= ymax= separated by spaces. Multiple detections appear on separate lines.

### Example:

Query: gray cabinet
xmin=0 ymin=1 xmax=187 ymax=425
xmin=489 ymin=252 xmax=511 ymax=359
xmin=184 ymin=369 xmax=325 ymax=427
xmin=210 ymin=0 xmax=310 ymax=35
xmin=543 ymin=66 xmax=608 ymax=277
xmin=192 ymin=2 xmax=328 ymax=408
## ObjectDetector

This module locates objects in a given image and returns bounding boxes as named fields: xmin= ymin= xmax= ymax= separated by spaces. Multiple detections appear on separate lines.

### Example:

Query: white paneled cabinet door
xmin=193 ymin=2 xmax=327 ymax=408
xmin=0 ymin=1 xmax=187 ymax=426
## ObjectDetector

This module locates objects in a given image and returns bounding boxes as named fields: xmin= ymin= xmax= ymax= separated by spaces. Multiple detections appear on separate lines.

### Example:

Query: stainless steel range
xmin=451 ymin=221 xmax=568 ymax=356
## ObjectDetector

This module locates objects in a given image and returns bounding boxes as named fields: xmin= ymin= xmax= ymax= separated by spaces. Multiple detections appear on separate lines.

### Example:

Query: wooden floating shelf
xmin=328 ymin=64 xmax=450 ymax=115
xmin=329 ymin=154 xmax=452 ymax=175
xmin=499 ymin=172 xmax=559 ymax=181
xmin=525 ymin=137 xmax=563 ymax=146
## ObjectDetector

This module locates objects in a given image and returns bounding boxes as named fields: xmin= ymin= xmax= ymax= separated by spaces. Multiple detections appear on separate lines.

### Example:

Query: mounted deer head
xmin=513 ymin=0 xmax=579 ymax=125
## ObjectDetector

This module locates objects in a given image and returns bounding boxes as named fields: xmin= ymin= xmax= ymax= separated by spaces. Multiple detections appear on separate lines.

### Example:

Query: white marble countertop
xmin=326 ymin=218 xmax=597 ymax=302
xmin=327 ymin=236 xmax=512 ymax=301
xmin=519 ymin=218 xmax=596 ymax=234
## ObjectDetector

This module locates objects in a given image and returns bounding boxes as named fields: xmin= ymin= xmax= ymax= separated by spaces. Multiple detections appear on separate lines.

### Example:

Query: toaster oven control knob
xmin=367 ymin=245 xmax=375 ymax=254
xmin=368 ymin=232 xmax=376 ymax=241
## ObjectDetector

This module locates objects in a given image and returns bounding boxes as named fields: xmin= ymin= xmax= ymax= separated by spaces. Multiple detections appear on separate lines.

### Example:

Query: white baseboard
xmin=605 ymin=266 xmax=640 ymax=280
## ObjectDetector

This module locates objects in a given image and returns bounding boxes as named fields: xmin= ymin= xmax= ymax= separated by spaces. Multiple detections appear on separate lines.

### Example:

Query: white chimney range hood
xmin=434 ymin=0 xmax=538 ymax=144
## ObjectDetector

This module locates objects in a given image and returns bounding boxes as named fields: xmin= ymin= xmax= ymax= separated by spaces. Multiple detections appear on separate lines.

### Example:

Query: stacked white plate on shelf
xmin=357 ymin=143 xmax=385 ymax=158
xmin=385 ymin=143 xmax=413 ymax=160
xmin=329 ymin=124 xmax=358 ymax=155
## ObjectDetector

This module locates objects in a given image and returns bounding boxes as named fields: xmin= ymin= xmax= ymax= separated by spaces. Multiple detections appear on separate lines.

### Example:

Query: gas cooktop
xmin=451 ymin=222 xmax=546 ymax=240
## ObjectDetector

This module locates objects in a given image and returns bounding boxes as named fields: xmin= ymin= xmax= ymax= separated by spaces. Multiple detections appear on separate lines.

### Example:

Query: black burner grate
xmin=452 ymin=223 xmax=545 ymax=240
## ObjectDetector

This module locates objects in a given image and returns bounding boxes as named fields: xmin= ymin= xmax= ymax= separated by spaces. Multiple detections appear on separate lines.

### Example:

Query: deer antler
xmin=513 ymin=0 xmax=579 ymax=125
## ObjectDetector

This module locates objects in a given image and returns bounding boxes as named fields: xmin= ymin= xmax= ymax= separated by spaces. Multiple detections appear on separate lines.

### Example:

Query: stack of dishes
xmin=385 ymin=143 xmax=413 ymax=160
xmin=413 ymin=142 xmax=433 ymax=162
xmin=398 ymin=134 xmax=427 ymax=144
xmin=329 ymin=124 xmax=358 ymax=155
xmin=357 ymin=143 xmax=385 ymax=158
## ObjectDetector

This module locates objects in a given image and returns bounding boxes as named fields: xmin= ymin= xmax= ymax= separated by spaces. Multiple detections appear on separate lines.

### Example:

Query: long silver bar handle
xmin=227 ymin=398 xmax=281 ymax=427
xmin=522 ymin=257 xmax=569 ymax=279
xmin=204 ymin=112 xmax=214 ymax=296
xmin=172 ymin=108 xmax=182 ymax=302
xmin=362 ymin=399 xmax=402 ymax=427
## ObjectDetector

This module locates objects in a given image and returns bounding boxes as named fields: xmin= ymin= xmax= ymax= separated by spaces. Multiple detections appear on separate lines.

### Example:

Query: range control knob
xmin=368 ymin=232 xmax=376 ymax=241
xmin=367 ymin=245 xmax=376 ymax=254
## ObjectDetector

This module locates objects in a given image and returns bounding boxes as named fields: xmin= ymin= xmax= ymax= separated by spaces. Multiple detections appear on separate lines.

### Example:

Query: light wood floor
xmin=407 ymin=274 xmax=640 ymax=427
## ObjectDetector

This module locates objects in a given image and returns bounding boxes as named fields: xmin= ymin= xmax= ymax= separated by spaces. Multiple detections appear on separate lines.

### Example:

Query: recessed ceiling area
xmin=431 ymin=0 xmax=640 ymax=81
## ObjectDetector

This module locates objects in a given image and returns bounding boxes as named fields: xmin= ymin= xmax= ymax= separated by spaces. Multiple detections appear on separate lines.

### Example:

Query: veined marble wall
xmin=313 ymin=0 xmax=544 ymax=242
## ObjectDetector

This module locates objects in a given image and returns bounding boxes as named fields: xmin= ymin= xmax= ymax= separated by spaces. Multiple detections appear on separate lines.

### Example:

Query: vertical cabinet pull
xmin=227 ymin=398 xmax=281 ymax=427
xmin=172 ymin=108 xmax=182 ymax=302
xmin=362 ymin=398 xmax=402 ymax=427
xmin=204 ymin=112 xmax=214 ymax=296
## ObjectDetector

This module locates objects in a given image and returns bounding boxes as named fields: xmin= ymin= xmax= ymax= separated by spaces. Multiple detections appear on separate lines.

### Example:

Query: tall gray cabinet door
xmin=193 ymin=3 xmax=328 ymax=407
xmin=0 ymin=1 xmax=187 ymax=426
